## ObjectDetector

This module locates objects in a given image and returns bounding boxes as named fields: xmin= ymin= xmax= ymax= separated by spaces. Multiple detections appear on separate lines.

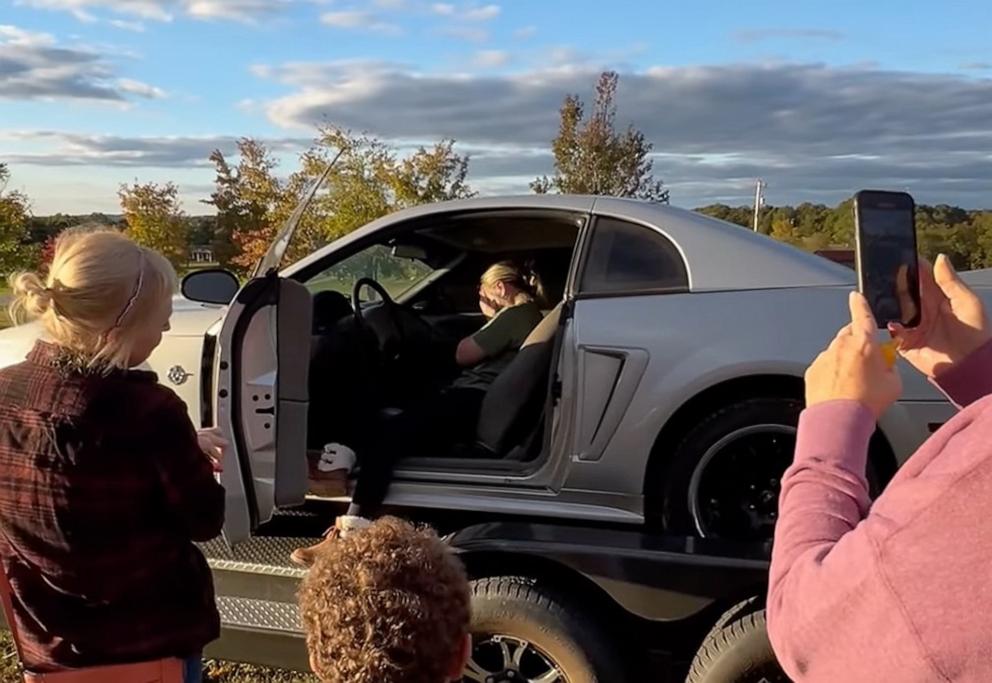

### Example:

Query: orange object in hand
xmin=881 ymin=340 xmax=899 ymax=368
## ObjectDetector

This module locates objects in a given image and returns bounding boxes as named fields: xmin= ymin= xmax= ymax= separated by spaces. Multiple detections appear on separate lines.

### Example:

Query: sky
xmin=2 ymin=0 xmax=991 ymax=214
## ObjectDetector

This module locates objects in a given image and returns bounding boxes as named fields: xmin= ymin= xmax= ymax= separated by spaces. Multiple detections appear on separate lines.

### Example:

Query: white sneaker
xmin=318 ymin=443 xmax=356 ymax=474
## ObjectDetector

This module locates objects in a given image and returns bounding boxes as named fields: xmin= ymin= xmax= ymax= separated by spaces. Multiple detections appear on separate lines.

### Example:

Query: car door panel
xmin=216 ymin=274 xmax=311 ymax=544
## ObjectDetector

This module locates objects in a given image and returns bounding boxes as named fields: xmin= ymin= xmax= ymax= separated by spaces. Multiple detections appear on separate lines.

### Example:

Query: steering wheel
xmin=352 ymin=277 xmax=406 ymax=360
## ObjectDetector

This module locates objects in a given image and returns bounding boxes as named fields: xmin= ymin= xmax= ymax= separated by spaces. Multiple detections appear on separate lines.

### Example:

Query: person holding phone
xmin=767 ymin=254 xmax=992 ymax=682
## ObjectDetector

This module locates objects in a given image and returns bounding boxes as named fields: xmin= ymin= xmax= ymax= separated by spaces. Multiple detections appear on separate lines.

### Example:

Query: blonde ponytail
xmin=8 ymin=271 xmax=55 ymax=323
xmin=480 ymin=261 xmax=547 ymax=308
xmin=6 ymin=225 xmax=177 ymax=371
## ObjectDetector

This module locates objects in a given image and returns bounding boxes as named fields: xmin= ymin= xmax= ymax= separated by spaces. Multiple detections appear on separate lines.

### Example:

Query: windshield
xmin=305 ymin=244 xmax=435 ymax=302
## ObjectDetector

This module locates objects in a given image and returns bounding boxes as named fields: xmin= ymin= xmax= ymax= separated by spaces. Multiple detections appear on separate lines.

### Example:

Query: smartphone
xmin=854 ymin=190 xmax=921 ymax=328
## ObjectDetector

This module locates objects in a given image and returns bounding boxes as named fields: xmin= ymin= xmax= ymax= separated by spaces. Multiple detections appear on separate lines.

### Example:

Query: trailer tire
xmin=687 ymin=598 xmax=790 ymax=683
xmin=465 ymin=576 xmax=628 ymax=683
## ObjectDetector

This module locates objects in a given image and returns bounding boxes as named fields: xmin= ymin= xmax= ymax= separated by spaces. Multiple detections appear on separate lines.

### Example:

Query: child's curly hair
xmin=298 ymin=517 xmax=471 ymax=683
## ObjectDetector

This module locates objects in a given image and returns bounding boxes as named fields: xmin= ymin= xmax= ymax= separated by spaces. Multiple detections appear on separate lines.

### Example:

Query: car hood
xmin=961 ymin=268 xmax=992 ymax=288
xmin=0 ymin=296 xmax=223 ymax=369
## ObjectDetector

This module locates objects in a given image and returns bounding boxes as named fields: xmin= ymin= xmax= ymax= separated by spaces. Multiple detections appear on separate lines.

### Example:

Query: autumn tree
xmin=118 ymin=181 xmax=188 ymax=269
xmin=533 ymin=71 xmax=668 ymax=202
xmin=209 ymin=128 xmax=475 ymax=274
xmin=0 ymin=164 xmax=34 ymax=276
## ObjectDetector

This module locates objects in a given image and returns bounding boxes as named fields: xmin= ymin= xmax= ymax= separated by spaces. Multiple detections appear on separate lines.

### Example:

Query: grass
xmin=0 ymin=632 xmax=317 ymax=682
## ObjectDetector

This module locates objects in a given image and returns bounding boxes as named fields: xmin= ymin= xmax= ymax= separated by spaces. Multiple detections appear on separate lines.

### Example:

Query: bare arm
xmin=455 ymin=336 xmax=487 ymax=367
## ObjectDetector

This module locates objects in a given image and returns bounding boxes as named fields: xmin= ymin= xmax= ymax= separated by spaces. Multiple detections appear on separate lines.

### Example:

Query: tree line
xmin=2 ymin=71 xmax=990 ymax=278
xmin=697 ymin=201 xmax=992 ymax=270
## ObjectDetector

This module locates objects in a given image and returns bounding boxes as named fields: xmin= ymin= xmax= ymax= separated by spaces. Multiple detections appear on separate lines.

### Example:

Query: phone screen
xmin=855 ymin=193 xmax=921 ymax=327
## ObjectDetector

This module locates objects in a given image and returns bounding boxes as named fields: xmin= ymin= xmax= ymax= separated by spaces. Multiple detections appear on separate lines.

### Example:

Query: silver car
xmin=2 ymin=193 xmax=965 ymax=547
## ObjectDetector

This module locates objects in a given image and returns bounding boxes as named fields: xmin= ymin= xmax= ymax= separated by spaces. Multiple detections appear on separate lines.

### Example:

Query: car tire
xmin=658 ymin=397 xmax=803 ymax=541
xmin=686 ymin=598 xmax=791 ymax=683
xmin=463 ymin=576 xmax=628 ymax=683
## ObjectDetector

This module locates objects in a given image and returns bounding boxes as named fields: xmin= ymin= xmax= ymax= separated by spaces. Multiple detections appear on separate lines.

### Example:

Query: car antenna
xmin=252 ymin=149 xmax=345 ymax=279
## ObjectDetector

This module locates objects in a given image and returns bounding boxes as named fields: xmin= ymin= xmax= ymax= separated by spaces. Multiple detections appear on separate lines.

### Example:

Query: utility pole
xmin=752 ymin=179 xmax=766 ymax=232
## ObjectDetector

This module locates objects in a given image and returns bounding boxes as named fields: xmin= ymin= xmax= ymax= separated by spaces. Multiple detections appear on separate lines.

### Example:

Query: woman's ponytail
xmin=8 ymin=271 xmax=54 ymax=324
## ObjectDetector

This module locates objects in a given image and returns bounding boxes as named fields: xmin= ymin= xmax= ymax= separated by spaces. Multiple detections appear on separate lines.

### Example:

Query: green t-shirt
xmin=453 ymin=301 xmax=544 ymax=391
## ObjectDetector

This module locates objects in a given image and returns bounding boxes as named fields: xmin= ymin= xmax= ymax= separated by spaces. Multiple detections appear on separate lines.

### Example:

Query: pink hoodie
xmin=768 ymin=339 xmax=992 ymax=682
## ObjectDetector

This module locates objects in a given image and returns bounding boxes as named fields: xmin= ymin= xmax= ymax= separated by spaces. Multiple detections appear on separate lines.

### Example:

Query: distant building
xmin=189 ymin=246 xmax=214 ymax=264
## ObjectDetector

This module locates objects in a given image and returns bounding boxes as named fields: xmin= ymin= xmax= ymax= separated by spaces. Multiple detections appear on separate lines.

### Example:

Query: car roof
xmin=285 ymin=195 xmax=855 ymax=291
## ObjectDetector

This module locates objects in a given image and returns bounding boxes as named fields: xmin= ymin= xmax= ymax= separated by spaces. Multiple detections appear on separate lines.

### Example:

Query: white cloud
xmin=438 ymin=25 xmax=487 ymax=42
xmin=16 ymin=0 xmax=175 ymax=21
xmin=0 ymin=24 xmax=166 ymax=102
xmin=3 ymin=131 xmax=309 ymax=167
xmin=250 ymin=60 xmax=992 ymax=207
xmin=733 ymin=28 xmax=845 ymax=43
xmin=513 ymin=24 xmax=536 ymax=39
xmin=186 ymin=0 xmax=288 ymax=22
xmin=472 ymin=49 xmax=508 ymax=68
xmin=109 ymin=18 xmax=145 ymax=30
xmin=72 ymin=8 xmax=99 ymax=22
xmin=430 ymin=2 xmax=454 ymax=14
xmin=320 ymin=10 xmax=402 ymax=34
xmin=463 ymin=3 xmax=498 ymax=21
xmin=0 ymin=24 xmax=56 ymax=46
xmin=14 ymin=0 xmax=291 ymax=23
xmin=116 ymin=77 xmax=166 ymax=98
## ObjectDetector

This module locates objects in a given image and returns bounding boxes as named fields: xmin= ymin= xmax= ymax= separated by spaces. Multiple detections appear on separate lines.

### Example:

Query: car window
xmin=578 ymin=218 xmax=687 ymax=294
xmin=305 ymin=244 xmax=435 ymax=301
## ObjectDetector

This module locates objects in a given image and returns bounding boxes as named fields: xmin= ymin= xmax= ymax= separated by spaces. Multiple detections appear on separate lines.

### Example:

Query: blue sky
xmin=2 ymin=0 xmax=991 ymax=214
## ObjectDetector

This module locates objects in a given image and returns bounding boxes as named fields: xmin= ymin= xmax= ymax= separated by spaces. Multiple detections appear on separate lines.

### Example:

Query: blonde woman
xmin=0 ymin=227 xmax=225 ymax=682
xmin=292 ymin=261 xmax=545 ymax=566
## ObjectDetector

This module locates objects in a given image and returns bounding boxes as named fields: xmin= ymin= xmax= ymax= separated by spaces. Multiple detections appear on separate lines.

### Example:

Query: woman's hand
xmin=805 ymin=292 xmax=902 ymax=418
xmin=890 ymin=255 xmax=990 ymax=378
xmin=196 ymin=427 xmax=227 ymax=473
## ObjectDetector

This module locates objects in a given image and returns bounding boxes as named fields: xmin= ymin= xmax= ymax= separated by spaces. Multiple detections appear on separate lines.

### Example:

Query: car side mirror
xmin=181 ymin=269 xmax=240 ymax=305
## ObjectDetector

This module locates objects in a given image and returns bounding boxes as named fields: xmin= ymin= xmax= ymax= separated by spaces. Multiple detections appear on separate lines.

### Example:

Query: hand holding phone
xmin=889 ymin=255 xmax=991 ymax=378
xmin=854 ymin=190 xmax=921 ymax=328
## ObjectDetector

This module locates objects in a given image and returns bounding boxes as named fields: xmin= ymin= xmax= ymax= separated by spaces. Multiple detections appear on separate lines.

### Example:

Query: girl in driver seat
xmin=291 ymin=261 xmax=545 ymax=566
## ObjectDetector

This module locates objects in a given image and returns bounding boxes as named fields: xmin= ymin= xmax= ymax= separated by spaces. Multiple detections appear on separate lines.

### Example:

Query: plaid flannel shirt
xmin=0 ymin=341 xmax=224 ymax=672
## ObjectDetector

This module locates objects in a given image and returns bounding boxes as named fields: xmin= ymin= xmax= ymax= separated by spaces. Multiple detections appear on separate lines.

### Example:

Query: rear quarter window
xmin=579 ymin=217 xmax=688 ymax=295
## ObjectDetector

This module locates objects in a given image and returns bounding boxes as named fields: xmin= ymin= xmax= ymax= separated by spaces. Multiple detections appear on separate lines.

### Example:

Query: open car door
xmin=215 ymin=157 xmax=337 ymax=544
xmin=215 ymin=273 xmax=312 ymax=544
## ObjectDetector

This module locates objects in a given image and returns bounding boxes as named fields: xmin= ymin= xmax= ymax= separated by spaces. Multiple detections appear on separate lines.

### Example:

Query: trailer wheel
xmin=687 ymin=598 xmax=790 ymax=683
xmin=461 ymin=576 xmax=628 ymax=683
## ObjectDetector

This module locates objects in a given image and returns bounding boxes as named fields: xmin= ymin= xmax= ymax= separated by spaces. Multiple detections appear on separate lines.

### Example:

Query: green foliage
xmin=696 ymin=198 xmax=992 ymax=269
xmin=0 ymin=164 xmax=35 ymax=276
xmin=118 ymin=180 xmax=188 ymax=269
xmin=205 ymin=139 xmax=286 ymax=274
xmin=533 ymin=71 xmax=668 ymax=202
xmin=208 ymin=128 xmax=475 ymax=275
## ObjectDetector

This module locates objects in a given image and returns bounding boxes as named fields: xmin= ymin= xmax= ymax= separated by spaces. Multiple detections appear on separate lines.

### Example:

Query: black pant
xmin=349 ymin=386 xmax=486 ymax=517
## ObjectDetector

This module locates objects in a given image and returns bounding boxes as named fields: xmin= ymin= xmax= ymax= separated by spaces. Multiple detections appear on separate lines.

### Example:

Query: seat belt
xmin=0 ymin=560 xmax=183 ymax=683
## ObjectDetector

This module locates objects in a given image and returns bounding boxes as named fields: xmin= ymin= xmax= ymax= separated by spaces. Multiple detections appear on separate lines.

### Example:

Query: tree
xmin=532 ymin=71 xmax=668 ymax=202
xmin=769 ymin=214 xmax=800 ymax=245
xmin=207 ymin=128 xmax=476 ymax=274
xmin=118 ymin=181 xmax=188 ymax=269
xmin=0 ymin=164 xmax=34 ymax=276
xmin=390 ymin=139 xmax=474 ymax=207
xmin=205 ymin=139 xmax=287 ymax=274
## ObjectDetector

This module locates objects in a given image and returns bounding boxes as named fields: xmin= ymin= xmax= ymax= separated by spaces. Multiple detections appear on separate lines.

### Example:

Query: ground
xmin=0 ymin=633 xmax=318 ymax=682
